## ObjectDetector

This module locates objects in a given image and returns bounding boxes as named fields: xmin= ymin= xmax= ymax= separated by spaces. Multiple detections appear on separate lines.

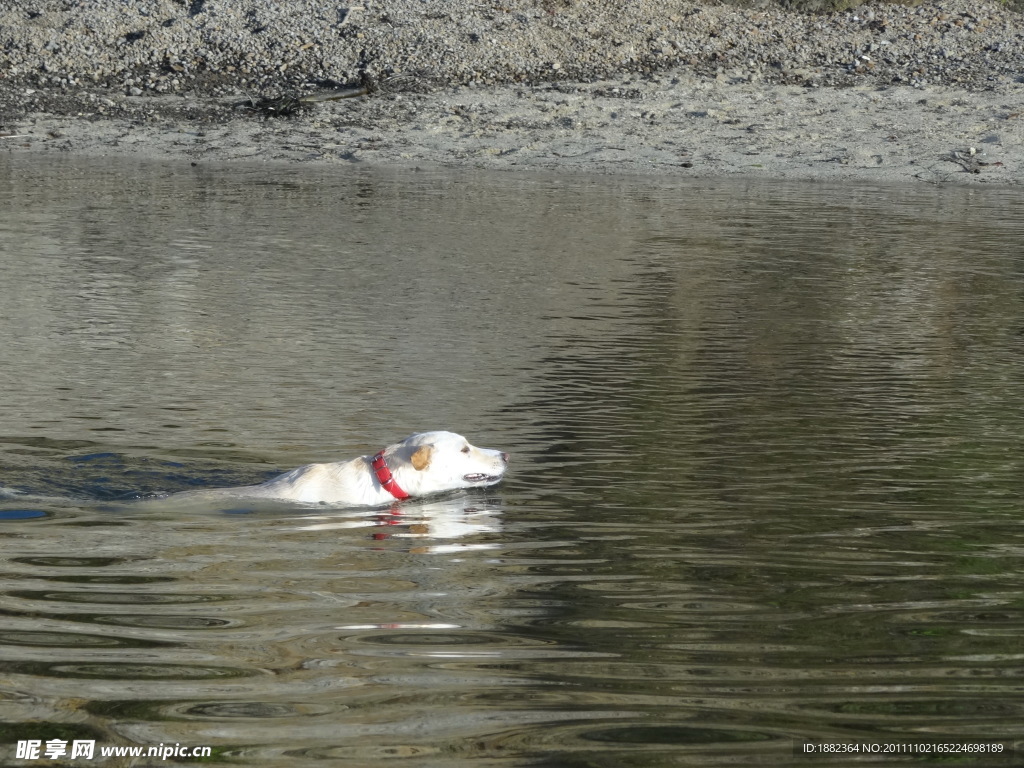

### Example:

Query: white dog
xmin=171 ymin=431 xmax=509 ymax=507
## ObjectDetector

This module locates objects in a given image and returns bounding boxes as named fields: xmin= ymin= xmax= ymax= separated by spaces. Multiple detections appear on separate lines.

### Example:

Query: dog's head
xmin=388 ymin=431 xmax=508 ymax=497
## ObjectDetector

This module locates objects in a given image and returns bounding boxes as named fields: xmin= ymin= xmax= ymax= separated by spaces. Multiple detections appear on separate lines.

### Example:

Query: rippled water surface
xmin=1 ymin=157 xmax=1023 ymax=766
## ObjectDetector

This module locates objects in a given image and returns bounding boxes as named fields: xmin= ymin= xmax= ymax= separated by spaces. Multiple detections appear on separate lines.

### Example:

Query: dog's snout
xmin=500 ymin=452 xmax=510 ymax=464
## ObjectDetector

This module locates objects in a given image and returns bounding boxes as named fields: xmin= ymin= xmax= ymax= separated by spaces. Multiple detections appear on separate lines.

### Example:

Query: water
xmin=1 ymin=157 xmax=1023 ymax=766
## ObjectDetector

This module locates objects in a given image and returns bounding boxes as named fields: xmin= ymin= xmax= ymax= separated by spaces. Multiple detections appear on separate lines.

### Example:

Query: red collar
xmin=371 ymin=451 xmax=410 ymax=500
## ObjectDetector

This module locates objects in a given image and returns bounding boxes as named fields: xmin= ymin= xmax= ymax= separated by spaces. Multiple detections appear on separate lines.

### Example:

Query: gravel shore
xmin=2 ymin=0 xmax=1022 ymax=184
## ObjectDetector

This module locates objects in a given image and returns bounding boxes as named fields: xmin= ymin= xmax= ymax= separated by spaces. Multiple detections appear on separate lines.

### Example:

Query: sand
xmin=1 ymin=0 xmax=1022 ymax=185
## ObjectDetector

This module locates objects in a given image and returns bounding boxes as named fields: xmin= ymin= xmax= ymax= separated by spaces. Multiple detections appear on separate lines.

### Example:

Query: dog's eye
xmin=461 ymin=446 xmax=470 ymax=454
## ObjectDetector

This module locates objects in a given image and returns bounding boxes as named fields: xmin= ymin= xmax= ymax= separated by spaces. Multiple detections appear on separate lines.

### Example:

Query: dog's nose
xmin=501 ymin=452 xmax=510 ymax=463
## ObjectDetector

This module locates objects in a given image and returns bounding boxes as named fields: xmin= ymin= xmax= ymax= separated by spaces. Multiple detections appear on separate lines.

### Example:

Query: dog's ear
xmin=410 ymin=445 xmax=433 ymax=471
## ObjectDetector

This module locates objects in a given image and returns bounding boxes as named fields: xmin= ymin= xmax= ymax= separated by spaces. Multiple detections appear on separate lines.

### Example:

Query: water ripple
xmin=2 ymin=162 xmax=1023 ymax=765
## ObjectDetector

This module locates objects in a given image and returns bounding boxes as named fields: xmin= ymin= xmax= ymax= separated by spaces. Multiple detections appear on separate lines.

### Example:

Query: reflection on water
xmin=1 ymin=157 xmax=1023 ymax=765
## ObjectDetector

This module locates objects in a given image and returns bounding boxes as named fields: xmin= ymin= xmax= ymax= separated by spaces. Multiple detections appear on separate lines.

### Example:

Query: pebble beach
xmin=1 ymin=0 xmax=1022 ymax=183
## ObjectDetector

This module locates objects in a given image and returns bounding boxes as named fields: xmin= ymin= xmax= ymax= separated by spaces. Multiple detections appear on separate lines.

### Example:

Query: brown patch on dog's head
xmin=410 ymin=445 xmax=433 ymax=471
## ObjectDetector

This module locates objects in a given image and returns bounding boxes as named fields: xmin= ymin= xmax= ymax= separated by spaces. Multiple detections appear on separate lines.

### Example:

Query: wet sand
xmin=4 ymin=72 xmax=1020 ymax=184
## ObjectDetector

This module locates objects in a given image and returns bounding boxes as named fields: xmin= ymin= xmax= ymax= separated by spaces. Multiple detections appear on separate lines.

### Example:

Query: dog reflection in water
xmin=292 ymin=495 xmax=503 ymax=554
